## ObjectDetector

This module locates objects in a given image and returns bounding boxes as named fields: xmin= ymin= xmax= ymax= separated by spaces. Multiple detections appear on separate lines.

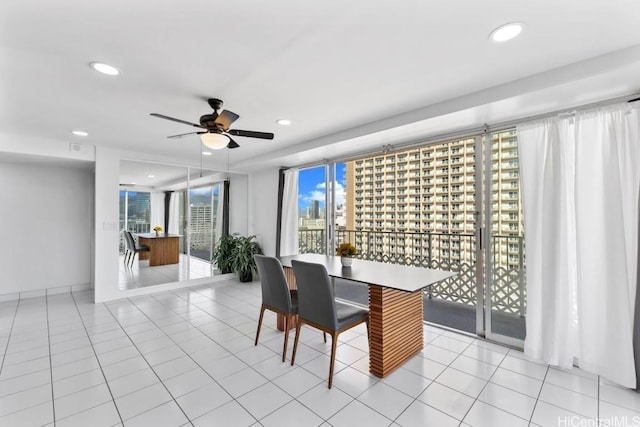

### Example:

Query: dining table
xmin=279 ymin=254 xmax=456 ymax=378
xmin=136 ymin=233 xmax=181 ymax=266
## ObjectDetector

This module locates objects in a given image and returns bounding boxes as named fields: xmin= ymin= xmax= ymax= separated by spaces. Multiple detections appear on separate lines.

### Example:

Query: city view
xmin=119 ymin=185 xmax=220 ymax=261
xmin=296 ymin=131 xmax=526 ymax=337
xmin=120 ymin=132 xmax=525 ymax=337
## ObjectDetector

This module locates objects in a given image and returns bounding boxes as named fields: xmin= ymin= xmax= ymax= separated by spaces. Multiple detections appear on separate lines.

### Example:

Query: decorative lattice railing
xmin=298 ymin=229 xmax=525 ymax=317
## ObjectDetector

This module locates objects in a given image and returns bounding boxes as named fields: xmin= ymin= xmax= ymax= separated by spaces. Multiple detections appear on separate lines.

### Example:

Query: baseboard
xmin=0 ymin=283 xmax=93 ymax=301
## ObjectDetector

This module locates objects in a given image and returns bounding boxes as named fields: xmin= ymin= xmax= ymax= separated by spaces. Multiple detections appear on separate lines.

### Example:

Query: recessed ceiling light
xmin=71 ymin=130 xmax=88 ymax=136
xmin=147 ymin=175 xmax=155 ymax=178
xmin=276 ymin=119 xmax=292 ymax=126
xmin=489 ymin=22 xmax=524 ymax=43
xmin=202 ymin=151 xmax=213 ymax=156
xmin=89 ymin=62 xmax=120 ymax=76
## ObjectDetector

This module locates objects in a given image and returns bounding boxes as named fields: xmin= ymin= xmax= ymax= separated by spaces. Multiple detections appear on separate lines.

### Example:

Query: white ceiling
xmin=1 ymin=0 xmax=639 ymax=174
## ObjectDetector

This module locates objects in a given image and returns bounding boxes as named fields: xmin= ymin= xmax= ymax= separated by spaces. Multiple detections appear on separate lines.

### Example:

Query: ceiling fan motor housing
xmin=199 ymin=113 xmax=221 ymax=130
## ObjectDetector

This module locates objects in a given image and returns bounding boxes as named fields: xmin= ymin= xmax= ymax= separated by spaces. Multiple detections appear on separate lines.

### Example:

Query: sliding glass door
xmin=291 ymin=130 xmax=526 ymax=347
xmin=187 ymin=184 xmax=222 ymax=262
xmin=118 ymin=190 xmax=151 ymax=253
xmin=297 ymin=165 xmax=329 ymax=254
xmin=483 ymin=130 xmax=526 ymax=344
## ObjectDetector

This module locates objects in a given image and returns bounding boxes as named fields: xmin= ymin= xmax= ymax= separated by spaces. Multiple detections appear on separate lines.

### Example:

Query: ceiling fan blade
xmin=167 ymin=131 xmax=206 ymax=139
xmin=227 ymin=137 xmax=240 ymax=149
xmin=228 ymin=129 xmax=274 ymax=140
xmin=214 ymin=110 xmax=240 ymax=130
xmin=150 ymin=113 xmax=206 ymax=129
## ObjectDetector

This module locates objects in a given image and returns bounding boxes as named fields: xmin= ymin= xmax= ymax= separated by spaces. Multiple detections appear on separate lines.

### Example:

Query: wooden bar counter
xmin=137 ymin=233 xmax=180 ymax=266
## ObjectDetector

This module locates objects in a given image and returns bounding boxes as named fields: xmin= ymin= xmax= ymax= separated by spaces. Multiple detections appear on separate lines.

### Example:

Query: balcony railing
xmin=298 ymin=228 xmax=526 ymax=317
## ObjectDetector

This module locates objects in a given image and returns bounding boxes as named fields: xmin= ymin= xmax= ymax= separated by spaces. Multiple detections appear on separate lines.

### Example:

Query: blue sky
xmin=298 ymin=163 xmax=345 ymax=210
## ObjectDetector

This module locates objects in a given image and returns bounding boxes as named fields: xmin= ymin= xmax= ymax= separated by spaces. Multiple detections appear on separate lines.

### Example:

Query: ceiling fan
xmin=150 ymin=98 xmax=274 ymax=150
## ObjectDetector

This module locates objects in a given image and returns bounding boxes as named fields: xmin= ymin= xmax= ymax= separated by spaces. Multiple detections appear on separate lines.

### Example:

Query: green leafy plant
xmin=211 ymin=233 xmax=238 ymax=274
xmin=232 ymin=235 xmax=263 ymax=282
xmin=336 ymin=242 xmax=357 ymax=257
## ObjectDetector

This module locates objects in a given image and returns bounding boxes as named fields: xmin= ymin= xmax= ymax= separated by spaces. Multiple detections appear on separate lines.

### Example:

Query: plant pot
xmin=341 ymin=256 xmax=353 ymax=268
xmin=238 ymin=270 xmax=253 ymax=282
xmin=155 ymin=231 xmax=159 ymax=236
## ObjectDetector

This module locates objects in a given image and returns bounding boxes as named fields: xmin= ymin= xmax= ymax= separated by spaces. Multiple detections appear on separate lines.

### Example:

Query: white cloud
xmin=302 ymin=181 xmax=344 ymax=207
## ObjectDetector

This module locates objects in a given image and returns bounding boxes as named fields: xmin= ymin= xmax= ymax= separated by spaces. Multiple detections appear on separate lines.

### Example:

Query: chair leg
xmin=291 ymin=322 xmax=303 ymax=366
xmin=254 ymin=305 xmax=266 ymax=346
xmin=328 ymin=331 xmax=338 ymax=389
xmin=282 ymin=314 xmax=291 ymax=363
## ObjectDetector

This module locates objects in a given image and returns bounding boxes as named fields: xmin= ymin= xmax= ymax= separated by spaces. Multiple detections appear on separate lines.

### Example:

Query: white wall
xmin=0 ymin=136 xmax=251 ymax=302
xmin=248 ymin=167 xmax=280 ymax=256
xmin=0 ymin=160 xmax=94 ymax=294
xmin=229 ymin=173 xmax=249 ymax=236
xmin=93 ymin=147 xmax=121 ymax=302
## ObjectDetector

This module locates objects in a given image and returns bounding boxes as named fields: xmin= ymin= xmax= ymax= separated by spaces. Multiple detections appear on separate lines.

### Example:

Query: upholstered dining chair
xmin=290 ymin=259 xmax=369 ymax=389
xmin=124 ymin=230 xmax=149 ymax=266
xmin=253 ymin=255 xmax=299 ymax=362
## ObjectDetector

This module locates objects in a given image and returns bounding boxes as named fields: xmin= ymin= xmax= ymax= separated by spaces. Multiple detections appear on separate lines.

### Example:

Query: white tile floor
xmin=1 ymin=279 xmax=639 ymax=426
xmin=119 ymin=255 xmax=216 ymax=290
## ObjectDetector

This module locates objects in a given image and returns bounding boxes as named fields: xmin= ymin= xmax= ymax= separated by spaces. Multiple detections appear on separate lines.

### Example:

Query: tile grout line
xmin=388 ymin=330 xmax=472 ymax=425
xmin=150 ymin=287 xmax=345 ymax=424
xmin=432 ymin=337 xmax=485 ymax=424
xmin=0 ymin=299 xmax=21 ymax=379
xmin=46 ymin=292 xmax=57 ymax=426
xmin=67 ymin=292 xmax=125 ymax=425
xmin=102 ymin=300 xmax=195 ymax=426
xmin=456 ymin=351 xmax=534 ymax=425
xmin=597 ymin=374 xmax=600 ymax=422
xmin=527 ymin=363 xmax=550 ymax=425
xmin=145 ymin=290 xmax=283 ymax=423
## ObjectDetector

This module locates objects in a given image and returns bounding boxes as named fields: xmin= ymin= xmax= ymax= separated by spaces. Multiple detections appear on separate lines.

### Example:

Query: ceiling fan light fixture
xmin=200 ymin=132 xmax=229 ymax=150
xmin=89 ymin=62 xmax=120 ymax=76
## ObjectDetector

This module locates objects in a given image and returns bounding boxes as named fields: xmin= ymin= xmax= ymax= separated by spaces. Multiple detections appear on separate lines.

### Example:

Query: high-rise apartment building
xmin=310 ymin=200 xmax=320 ymax=219
xmin=344 ymin=131 xmax=523 ymax=271
xmin=190 ymin=204 xmax=212 ymax=250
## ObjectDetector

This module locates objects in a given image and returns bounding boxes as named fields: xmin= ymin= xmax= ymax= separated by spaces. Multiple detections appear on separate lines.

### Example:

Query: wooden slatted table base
xmin=368 ymin=286 xmax=424 ymax=378
xmin=138 ymin=236 xmax=180 ymax=266
xmin=277 ymin=267 xmax=298 ymax=331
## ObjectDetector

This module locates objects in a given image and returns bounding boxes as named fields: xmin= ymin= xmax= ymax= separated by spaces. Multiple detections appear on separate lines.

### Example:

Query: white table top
xmin=136 ymin=233 xmax=181 ymax=239
xmin=279 ymin=254 xmax=456 ymax=293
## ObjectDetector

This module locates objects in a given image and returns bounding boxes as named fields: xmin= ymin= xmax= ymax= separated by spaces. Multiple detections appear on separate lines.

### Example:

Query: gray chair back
xmin=124 ymin=230 xmax=135 ymax=251
xmin=291 ymin=260 xmax=337 ymax=330
xmin=254 ymin=255 xmax=294 ymax=314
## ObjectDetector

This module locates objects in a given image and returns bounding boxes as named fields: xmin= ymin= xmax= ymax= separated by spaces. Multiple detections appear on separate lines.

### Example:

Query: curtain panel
xmin=280 ymin=168 xmax=299 ymax=256
xmin=150 ymin=192 xmax=165 ymax=232
xmin=168 ymin=192 xmax=180 ymax=235
xmin=518 ymin=102 xmax=640 ymax=387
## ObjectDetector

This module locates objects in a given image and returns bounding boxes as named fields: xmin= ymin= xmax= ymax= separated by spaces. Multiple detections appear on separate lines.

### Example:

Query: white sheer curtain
xmin=168 ymin=192 xmax=180 ymax=234
xmin=280 ymin=168 xmax=299 ymax=256
xmin=518 ymin=102 xmax=640 ymax=387
xmin=150 ymin=192 xmax=165 ymax=231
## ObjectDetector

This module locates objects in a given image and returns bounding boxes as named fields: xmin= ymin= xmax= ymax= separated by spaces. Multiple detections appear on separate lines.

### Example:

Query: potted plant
xmin=336 ymin=242 xmax=357 ymax=267
xmin=212 ymin=233 xmax=238 ymax=274
xmin=232 ymin=235 xmax=263 ymax=282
